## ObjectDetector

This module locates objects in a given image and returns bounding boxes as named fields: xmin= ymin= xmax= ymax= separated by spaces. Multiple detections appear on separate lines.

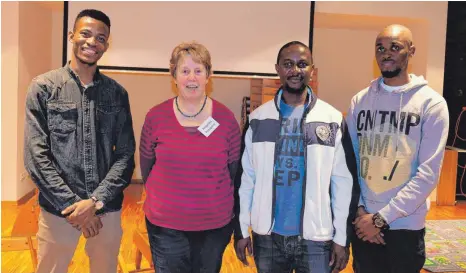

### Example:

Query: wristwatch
xmin=372 ymin=212 xmax=389 ymax=230
xmin=90 ymin=196 xmax=104 ymax=210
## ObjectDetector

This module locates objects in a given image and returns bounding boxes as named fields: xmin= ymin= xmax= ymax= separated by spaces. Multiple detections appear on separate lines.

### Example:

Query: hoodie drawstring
xmin=395 ymin=93 xmax=404 ymax=153
xmin=369 ymin=84 xmax=380 ymax=155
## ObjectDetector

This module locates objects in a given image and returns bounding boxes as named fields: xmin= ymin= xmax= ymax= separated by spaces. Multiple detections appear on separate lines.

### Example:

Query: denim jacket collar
xmin=65 ymin=61 xmax=103 ymax=87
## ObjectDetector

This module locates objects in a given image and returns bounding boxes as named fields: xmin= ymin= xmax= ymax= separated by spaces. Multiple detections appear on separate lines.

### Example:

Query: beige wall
xmin=1 ymin=2 xmax=20 ymax=201
xmin=313 ymin=28 xmax=378 ymax=112
xmin=1 ymin=2 xmax=54 ymax=201
xmin=51 ymin=5 xmax=64 ymax=68
xmin=17 ymin=2 xmax=54 ymax=199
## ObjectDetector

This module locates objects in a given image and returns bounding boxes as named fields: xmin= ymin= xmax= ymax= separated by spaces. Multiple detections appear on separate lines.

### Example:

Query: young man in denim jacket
xmin=24 ymin=9 xmax=135 ymax=273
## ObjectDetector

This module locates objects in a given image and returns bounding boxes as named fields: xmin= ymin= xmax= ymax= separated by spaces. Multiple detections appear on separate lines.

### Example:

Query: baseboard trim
xmin=131 ymin=179 xmax=144 ymax=184
xmin=17 ymin=188 xmax=37 ymax=205
xmin=2 ymin=179 xmax=142 ymax=206
xmin=2 ymin=188 xmax=37 ymax=206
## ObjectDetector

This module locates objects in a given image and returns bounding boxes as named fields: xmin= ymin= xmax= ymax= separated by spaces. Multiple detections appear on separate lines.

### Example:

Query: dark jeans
xmin=351 ymin=228 xmax=426 ymax=273
xmin=252 ymin=232 xmax=332 ymax=273
xmin=145 ymin=218 xmax=233 ymax=273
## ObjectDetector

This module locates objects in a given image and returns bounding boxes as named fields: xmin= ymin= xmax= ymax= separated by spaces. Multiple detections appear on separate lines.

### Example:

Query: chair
xmin=1 ymin=190 xmax=40 ymax=271
xmin=118 ymin=188 xmax=154 ymax=273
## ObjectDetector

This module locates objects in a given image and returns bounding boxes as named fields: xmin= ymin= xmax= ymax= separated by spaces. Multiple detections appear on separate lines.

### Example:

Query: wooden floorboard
xmin=2 ymin=184 xmax=466 ymax=273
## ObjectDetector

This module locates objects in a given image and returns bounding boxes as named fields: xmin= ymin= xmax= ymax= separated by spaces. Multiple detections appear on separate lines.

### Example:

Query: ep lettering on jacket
xmin=198 ymin=116 xmax=220 ymax=137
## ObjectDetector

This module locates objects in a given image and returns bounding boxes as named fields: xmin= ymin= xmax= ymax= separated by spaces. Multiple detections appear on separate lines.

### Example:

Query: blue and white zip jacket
xmin=239 ymin=87 xmax=359 ymax=246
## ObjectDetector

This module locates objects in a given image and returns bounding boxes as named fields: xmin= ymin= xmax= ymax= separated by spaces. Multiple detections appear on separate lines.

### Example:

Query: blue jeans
xmin=252 ymin=232 xmax=332 ymax=273
xmin=145 ymin=218 xmax=232 ymax=273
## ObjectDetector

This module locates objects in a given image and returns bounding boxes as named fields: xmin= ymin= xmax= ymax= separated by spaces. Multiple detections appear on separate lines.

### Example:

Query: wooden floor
xmin=2 ymin=184 xmax=466 ymax=273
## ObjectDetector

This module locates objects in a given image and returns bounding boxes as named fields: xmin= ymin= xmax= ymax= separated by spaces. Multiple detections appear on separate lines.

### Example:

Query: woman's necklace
xmin=175 ymin=95 xmax=208 ymax=118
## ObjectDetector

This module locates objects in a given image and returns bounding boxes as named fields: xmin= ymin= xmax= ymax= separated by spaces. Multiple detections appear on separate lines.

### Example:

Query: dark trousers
xmin=145 ymin=218 xmax=233 ymax=273
xmin=252 ymin=232 xmax=332 ymax=273
xmin=351 ymin=228 xmax=426 ymax=273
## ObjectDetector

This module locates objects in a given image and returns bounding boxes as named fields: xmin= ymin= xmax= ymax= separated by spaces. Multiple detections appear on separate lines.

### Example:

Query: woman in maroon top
xmin=139 ymin=42 xmax=241 ymax=273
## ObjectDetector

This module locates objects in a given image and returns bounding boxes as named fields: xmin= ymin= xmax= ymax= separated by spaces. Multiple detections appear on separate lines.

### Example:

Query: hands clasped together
xmin=353 ymin=207 xmax=386 ymax=245
xmin=61 ymin=199 xmax=102 ymax=238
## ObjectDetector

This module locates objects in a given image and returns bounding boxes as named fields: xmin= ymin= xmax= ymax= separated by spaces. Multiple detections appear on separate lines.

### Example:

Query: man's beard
xmin=77 ymin=56 xmax=97 ymax=66
xmin=284 ymin=82 xmax=307 ymax=94
xmin=74 ymin=50 xmax=97 ymax=66
xmin=381 ymin=68 xmax=402 ymax=78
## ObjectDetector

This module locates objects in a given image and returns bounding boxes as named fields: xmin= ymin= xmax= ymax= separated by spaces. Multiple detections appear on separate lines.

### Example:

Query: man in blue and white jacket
xmin=235 ymin=41 xmax=359 ymax=273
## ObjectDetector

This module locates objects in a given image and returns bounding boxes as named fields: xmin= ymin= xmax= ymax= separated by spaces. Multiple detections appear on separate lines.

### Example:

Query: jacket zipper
xmin=299 ymin=109 xmax=309 ymax=236
xmin=268 ymin=88 xmax=314 ymax=236
xmin=268 ymin=111 xmax=282 ymax=234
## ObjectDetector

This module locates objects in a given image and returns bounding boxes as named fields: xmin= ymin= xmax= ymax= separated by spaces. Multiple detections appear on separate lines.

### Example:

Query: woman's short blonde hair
xmin=169 ymin=42 xmax=212 ymax=78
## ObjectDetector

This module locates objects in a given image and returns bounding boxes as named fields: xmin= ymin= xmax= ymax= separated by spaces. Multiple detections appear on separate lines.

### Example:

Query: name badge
xmin=198 ymin=116 xmax=220 ymax=137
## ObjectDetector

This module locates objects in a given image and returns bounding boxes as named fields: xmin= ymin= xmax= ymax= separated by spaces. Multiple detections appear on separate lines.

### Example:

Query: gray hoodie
xmin=346 ymin=74 xmax=449 ymax=230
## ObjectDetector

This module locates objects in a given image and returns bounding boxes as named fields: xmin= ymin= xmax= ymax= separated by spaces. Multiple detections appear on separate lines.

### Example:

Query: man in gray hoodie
xmin=346 ymin=24 xmax=449 ymax=273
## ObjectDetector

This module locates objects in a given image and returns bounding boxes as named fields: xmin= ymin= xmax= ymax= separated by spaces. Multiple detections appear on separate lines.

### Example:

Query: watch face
xmin=374 ymin=217 xmax=385 ymax=228
xmin=95 ymin=201 xmax=104 ymax=210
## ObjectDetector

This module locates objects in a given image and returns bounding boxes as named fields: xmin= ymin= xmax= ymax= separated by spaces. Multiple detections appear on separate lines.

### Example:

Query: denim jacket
xmin=24 ymin=63 xmax=135 ymax=217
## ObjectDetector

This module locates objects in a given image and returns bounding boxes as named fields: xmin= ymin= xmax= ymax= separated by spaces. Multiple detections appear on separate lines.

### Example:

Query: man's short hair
xmin=74 ymin=9 xmax=111 ymax=31
xmin=276 ymin=41 xmax=313 ymax=64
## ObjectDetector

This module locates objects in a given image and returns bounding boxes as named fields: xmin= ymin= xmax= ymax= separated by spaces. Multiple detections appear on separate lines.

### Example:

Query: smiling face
xmin=375 ymin=25 xmax=415 ymax=79
xmin=275 ymin=44 xmax=314 ymax=95
xmin=174 ymin=54 xmax=209 ymax=100
xmin=69 ymin=16 xmax=109 ymax=66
